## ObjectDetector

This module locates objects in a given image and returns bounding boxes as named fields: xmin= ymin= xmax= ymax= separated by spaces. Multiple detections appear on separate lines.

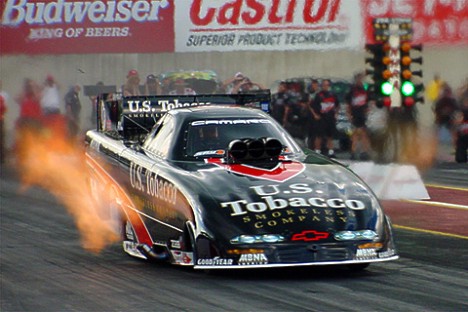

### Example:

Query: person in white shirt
xmin=40 ymin=75 xmax=61 ymax=115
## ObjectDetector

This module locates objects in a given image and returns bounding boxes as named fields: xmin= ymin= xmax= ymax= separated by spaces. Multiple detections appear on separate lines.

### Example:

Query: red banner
xmin=362 ymin=0 xmax=468 ymax=45
xmin=0 ymin=0 xmax=175 ymax=54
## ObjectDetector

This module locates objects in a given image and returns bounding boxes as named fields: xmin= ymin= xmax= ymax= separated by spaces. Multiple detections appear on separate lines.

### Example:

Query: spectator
xmin=311 ymin=79 xmax=340 ymax=157
xmin=426 ymin=73 xmax=444 ymax=104
xmin=0 ymin=92 xmax=6 ymax=165
xmin=308 ymin=79 xmax=320 ymax=102
xmin=454 ymin=91 xmax=468 ymax=163
xmin=168 ymin=79 xmax=196 ymax=95
xmin=16 ymin=78 xmax=42 ymax=124
xmin=0 ymin=79 xmax=9 ymax=106
xmin=284 ymin=93 xmax=310 ymax=148
xmin=40 ymin=74 xmax=61 ymax=115
xmin=0 ymin=80 xmax=8 ymax=164
xmin=231 ymin=77 xmax=265 ymax=94
xmin=89 ymin=81 xmax=105 ymax=126
xmin=221 ymin=72 xmax=247 ymax=94
xmin=433 ymin=83 xmax=459 ymax=147
xmin=123 ymin=69 xmax=141 ymax=96
xmin=270 ymin=81 xmax=291 ymax=124
xmin=64 ymin=85 xmax=82 ymax=137
xmin=145 ymin=74 xmax=160 ymax=95
xmin=306 ymin=79 xmax=321 ymax=150
xmin=346 ymin=72 xmax=371 ymax=160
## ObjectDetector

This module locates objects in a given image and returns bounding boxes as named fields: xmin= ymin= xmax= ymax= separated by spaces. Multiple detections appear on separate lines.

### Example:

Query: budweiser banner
xmin=175 ymin=0 xmax=363 ymax=52
xmin=0 ymin=0 xmax=174 ymax=54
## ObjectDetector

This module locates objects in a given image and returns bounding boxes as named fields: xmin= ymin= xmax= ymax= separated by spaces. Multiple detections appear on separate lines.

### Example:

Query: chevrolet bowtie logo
xmin=291 ymin=230 xmax=329 ymax=242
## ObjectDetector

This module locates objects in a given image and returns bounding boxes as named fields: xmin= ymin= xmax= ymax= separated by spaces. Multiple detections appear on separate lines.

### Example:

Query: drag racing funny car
xmin=85 ymin=91 xmax=398 ymax=270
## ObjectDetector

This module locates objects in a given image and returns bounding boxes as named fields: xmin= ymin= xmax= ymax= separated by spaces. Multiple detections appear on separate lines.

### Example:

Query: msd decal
xmin=206 ymin=158 xmax=305 ymax=182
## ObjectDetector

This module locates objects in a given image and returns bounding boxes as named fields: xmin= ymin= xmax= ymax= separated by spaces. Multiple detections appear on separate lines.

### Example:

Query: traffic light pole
xmin=387 ymin=24 xmax=402 ymax=107
xmin=366 ymin=18 xmax=424 ymax=163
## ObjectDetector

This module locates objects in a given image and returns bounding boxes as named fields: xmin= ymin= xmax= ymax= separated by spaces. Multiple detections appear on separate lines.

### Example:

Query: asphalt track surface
xmin=1 ymin=163 xmax=467 ymax=312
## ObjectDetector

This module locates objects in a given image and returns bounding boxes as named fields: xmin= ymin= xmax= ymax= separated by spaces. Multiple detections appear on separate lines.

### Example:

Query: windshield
xmin=185 ymin=118 xmax=300 ymax=158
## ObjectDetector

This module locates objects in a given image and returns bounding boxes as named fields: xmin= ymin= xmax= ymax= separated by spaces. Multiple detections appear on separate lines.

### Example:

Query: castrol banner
xmin=175 ymin=0 xmax=363 ymax=52
xmin=362 ymin=0 xmax=468 ymax=45
xmin=0 ymin=0 xmax=174 ymax=54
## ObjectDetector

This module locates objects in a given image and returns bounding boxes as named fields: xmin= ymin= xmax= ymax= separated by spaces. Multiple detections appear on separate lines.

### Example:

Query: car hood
xmin=173 ymin=158 xmax=384 ymax=245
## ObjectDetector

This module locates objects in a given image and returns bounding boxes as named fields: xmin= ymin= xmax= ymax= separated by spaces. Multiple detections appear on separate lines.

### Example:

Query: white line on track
xmin=403 ymin=200 xmax=468 ymax=210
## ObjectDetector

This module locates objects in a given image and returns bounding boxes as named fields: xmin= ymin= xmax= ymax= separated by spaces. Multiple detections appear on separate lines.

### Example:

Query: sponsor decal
xmin=220 ymin=183 xmax=365 ymax=229
xmin=170 ymin=239 xmax=181 ymax=249
xmin=194 ymin=150 xmax=225 ymax=157
xmin=242 ymin=208 xmax=352 ymax=229
xmin=207 ymin=159 xmax=305 ymax=182
xmin=291 ymin=230 xmax=329 ymax=242
xmin=171 ymin=251 xmax=193 ymax=265
xmin=129 ymin=162 xmax=177 ymax=205
xmin=197 ymin=257 xmax=234 ymax=266
xmin=238 ymin=253 xmax=268 ymax=265
xmin=355 ymin=248 xmax=378 ymax=260
xmin=126 ymin=98 xmax=211 ymax=114
xmin=378 ymin=249 xmax=396 ymax=259
xmin=192 ymin=119 xmax=271 ymax=126
xmin=221 ymin=193 xmax=365 ymax=217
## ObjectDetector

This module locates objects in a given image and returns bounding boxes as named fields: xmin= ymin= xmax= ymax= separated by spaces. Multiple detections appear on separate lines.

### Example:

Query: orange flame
xmin=15 ymin=116 xmax=118 ymax=252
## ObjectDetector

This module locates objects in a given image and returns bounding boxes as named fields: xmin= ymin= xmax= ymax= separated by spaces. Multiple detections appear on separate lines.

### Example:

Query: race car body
xmin=85 ymin=91 xmax=398 ymax=269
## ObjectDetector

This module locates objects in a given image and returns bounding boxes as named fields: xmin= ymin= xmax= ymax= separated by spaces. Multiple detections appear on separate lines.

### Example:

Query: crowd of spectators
xmin=2 ymin=70 xmax=467 ymax=165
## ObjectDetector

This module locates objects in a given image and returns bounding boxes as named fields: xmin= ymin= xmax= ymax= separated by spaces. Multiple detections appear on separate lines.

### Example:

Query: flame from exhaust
xmin=15 ymin=117 xmax=118 ymax=253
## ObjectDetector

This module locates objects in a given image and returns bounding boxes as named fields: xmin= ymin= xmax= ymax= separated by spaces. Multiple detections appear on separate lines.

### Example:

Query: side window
xmin=143 ymin=115 xmax=175 ymax=158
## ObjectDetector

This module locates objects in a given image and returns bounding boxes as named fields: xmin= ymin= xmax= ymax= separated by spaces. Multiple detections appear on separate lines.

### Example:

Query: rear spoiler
xmin=97 ymin=91 xmax=271 ymax=141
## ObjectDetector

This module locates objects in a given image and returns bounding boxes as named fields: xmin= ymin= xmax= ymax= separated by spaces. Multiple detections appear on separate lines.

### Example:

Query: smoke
xmin=15 ymin=116 xmax=119 ymax=253
xmin=394 ymin=123 xmax=438 ymax=171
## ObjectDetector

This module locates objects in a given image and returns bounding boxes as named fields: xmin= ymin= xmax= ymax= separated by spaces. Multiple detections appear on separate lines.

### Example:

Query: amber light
xmin=382 ymin=56 xmax=392 ymax=65
xmin=382 ymin=69 xmax=393 ymax=80
xmin=358 ymin=242 xmax=383 ymax=249
xmin=401 ymin=42 xmax=411 ymax=53
xmin=402 ymin=69 xmax=412 ymax=80
xmin=401 ymin=56 xmax=412 ymax=66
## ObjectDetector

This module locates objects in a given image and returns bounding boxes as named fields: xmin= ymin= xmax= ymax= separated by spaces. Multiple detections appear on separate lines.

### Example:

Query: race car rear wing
xmin=96 ymin=91 xmax=271 ymax=141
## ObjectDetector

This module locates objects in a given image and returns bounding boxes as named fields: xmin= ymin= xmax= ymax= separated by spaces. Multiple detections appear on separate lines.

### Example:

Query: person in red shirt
xmin=17 ymin=78 xmax=42 ymax=122
xmin=311 ymin=79 xmax=340 ymax=158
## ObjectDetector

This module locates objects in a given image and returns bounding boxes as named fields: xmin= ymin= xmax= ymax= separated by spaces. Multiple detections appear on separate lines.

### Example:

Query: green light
xmin=401 ymin=81 xmax=415 ymax=96
xmin=381 ymin=81 xmax=393 ymax=95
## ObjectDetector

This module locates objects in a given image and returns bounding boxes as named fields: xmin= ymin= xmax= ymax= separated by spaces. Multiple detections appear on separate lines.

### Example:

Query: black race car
xmin=85 ymin=91 xmax=397 ymax=269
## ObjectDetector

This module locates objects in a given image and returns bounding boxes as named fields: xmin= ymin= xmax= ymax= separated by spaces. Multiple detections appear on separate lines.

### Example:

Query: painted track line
xmin=425 ymin=184 xmax=468 ymax=192
xmin=394 ymin=224 xmax=468 ymax=240
xmin=403 ymin=200 xmax=468 ymax=210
